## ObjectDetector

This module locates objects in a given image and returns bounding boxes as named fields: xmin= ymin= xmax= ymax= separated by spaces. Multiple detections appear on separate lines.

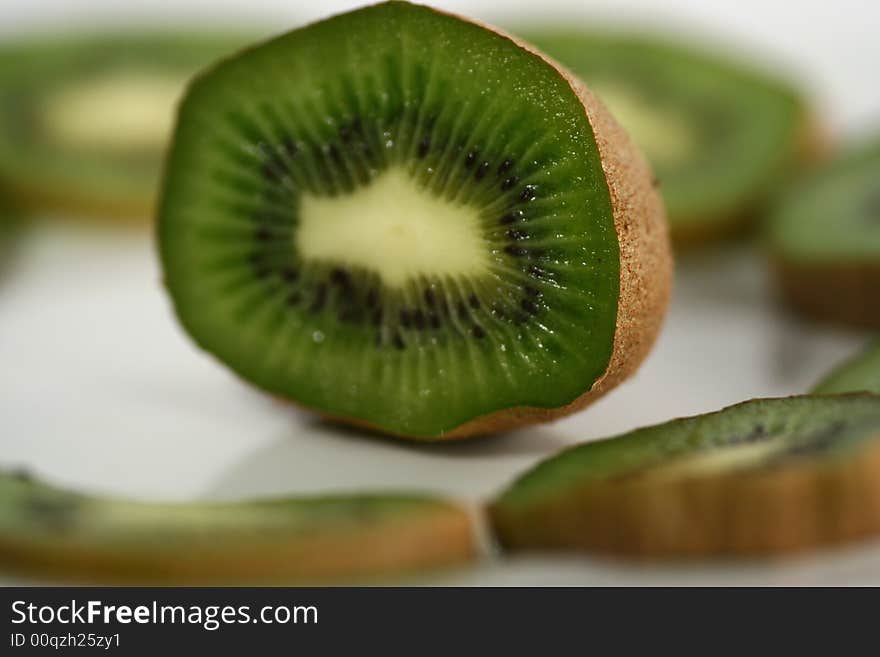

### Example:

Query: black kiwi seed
xmin=366 ymin=287 xmax=380 ymax=307
xmin=464 ymin=150 xmax=478 ymax=167
xmin=521 ymin=298 xmax=540 ymax=315
xmin=456 ymin=301 xmax=469 ymax=321
xmin=282 ymin=137 xmax=298 ymax=156
xmin=428 ymin=312 xmax=441 ymax=329
xmin=330 ymin=267 xmax=351 ymax=287
xmin=310 ymin=284 xmax=327 ymax=312
xmin=524 ymin=285 xmax=541 ymax=298
xmin=280 ymin=267 xmax=298 ymax=282
xmin=468 ymin=293 xmax=481 ymax=310
xmin=400 ymin=309 xmax=412 ymax=328
xmin=520 ymin=185 xmax=537 ymax=202
xmin=498 ymin=158 xmax=514 ymax=174
xmin=475 ymin=161 xmax=489 ymax=180
xmin=423 ymin=287 xmax=436 ymax=307
xmin=392 ymin=333 xmax=406 ymax=350
xmin=505 ymin=245 xmax=528 ymax=257
xmin=471 ymin=325 xmax=486 ymax=339
xmin=417 ymin=138 xmax=430 ymax=158
xmin=412 ymin=309 xmax=426 ymax=330
xmin=491 ymin=303 xmax=506 ymax=319
xmin=501 ymin=176 xmax=519 ymax=191
xmin=507 ymin=229 xmax=528 ymax=241
xmin=255 ymin=226 xmax=272 ymax=241
xmin=286 ymin=292 xmax=301 ymax=306
xmin=500 ymin=210 xmax=524 ymax=225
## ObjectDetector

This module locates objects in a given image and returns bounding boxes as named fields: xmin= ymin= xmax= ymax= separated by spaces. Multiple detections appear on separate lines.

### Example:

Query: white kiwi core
xmin=296 ymin=167 xmax=490 ymax=289
xmin=44 ymin=71 xmax=183 ymax=152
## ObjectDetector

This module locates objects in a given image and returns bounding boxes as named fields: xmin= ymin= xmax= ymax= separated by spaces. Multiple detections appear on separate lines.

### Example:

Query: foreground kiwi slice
xmin=0 ymin=32 xmax=254 ymax=219
xmin=159 ymin=2 xmax=671 ymax=440
xmin=490 ymin=395 xmax=880 ymax=557
xmin=0 ymin=470 xmax=475 ymax=583
xmin=767 ymin=138 xmax=880 ymax=328
xmin=813 ymin=342 xmax=880 ymax=395
xmin=521 ymin=31 xmax=812 ymax=243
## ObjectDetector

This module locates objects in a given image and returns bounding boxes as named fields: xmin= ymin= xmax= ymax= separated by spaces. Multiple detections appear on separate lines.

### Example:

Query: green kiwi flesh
xmin=159 ymin=3 xmax=629 ymax=439
xmin=0 ymin=470 xmax=475 ymax=583
xmin=812 ymin=341 xmax=880 ymax=395
xmin=490 ymin=395 xmax=880 ymax=556
xmin=0 ymin=31 xmax=256 ymax=218
xmin=521 ymin=30 xmax=809 ymax=241
xmin=767 ymin=138 xmax=880 ymax=327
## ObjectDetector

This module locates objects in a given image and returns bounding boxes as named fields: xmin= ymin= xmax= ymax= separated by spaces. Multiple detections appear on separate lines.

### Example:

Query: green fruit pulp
xmin=159 ymin=2 xmax=620 ymax=438
xmin=493 ymin=395 xmax=880 ymax=514
xmin=522 ymin=31 xmax=806 ymax=233
xmin=767 ymin=138 xmax=880 ymax=263
xmin=0 ymin=32 xmax=256 ymax=213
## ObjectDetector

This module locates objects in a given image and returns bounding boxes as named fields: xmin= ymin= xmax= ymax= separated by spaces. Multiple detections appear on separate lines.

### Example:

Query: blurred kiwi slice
xmin=767 ymin=137 xmax=880 ymax=328
xmin=490 ymin=395 xmax=880 ymax=557
xmin=0 ymin=31 xmax=256 ymax=220
xmin=521 ymin=30 xmax=814 ymax=243
xmin=813 ymin=341 xmax=880 ymax=395
xmin=159 ymin=2 xmax=671 ymax=440
xmin=0 ymin=470 xmax=475 ymax=583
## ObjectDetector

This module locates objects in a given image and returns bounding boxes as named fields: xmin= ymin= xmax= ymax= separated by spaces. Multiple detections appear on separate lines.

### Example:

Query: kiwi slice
xmin=490 ymin=395 xmax=880 ymax=557
xmin=0 ymin=470 xmax=475 ymax=583
xmin=767 ymin=137 xmax=880 ymax=328
xmin=519 ymin=30 xmax=813 ymax=243
xmin=812 ymin=342 xmax=880 ymax=395
xmin=0 ymin=31 xmax=255 ymax=219
xmin=158 ymin=3 xmax=671 ymax=440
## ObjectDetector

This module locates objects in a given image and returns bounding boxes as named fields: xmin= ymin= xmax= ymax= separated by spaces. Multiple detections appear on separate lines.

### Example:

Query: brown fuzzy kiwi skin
xmin=489 ymin=434 xmax=880 ymax=558
xmin=0 ymin=501 xmax=476 ymax=585
xmin=271 ymin=7 xmax=673 ymax=441
xmin=772 ymin=259 xmax=880 ymax=329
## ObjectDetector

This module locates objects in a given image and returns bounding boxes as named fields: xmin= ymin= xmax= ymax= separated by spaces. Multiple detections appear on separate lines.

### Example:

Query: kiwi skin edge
xmin=266 ymin=10 xmax=672 ymax=440
xmin=489 ymin=394 xmax=880 ymax=558
xmin=0 ymin=492 xmax=477 ymax=585
xmin=493 ymin=437 xmax=880 ymax=558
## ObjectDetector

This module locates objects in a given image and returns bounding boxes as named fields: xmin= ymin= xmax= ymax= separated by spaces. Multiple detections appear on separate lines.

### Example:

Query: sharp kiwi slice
xmin=767 ymin=137 xmax=880 ymax=328
xmin=0 ymin=32 xmax=256 ymax=220
xmin=490 ymin=395 xmax=880 ymax=557
xmin=518 ymin=30 xmax=814 ymax=244
xmin=812 ymin=341 xmax=880 ymax=395
xmin=0 ymin=470 xmax=475 ymax=583
xmin=158 ymin=2 xmax=671 ymax=440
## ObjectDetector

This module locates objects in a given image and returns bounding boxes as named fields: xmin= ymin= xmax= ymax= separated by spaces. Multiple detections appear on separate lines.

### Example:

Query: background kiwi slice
xmin=0 ymin=469 xmax=475 ymax=583
xmin=519 ymin=31 xmax=813 ymax=243
xmin=490 ymin=395 xmax=880 ymax=557
xmin=0 ymin=31 xmax=256 ymax=220
xmin=159 ymin=2 xmax=671 ymax=440
xmin=812 ymin=341 xmax=880 ymax=395
xmin=767 ymin=137 xmax=880 ymax=328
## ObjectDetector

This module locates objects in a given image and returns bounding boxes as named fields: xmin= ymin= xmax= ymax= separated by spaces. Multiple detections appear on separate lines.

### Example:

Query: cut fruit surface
xmin=767 ymin=137 xmax=880 ymax=328
xmin=520 ymin=30 xmax=811 ymax=242
xmin=159 ymin=2 xmax=670 ymax=439
xmin=812 ymin=341 xmax=880 ymax=395
xmin=490 ymin=395 xmax=880 ymax=556
xmin=0 ymin=32 xmax=256 ymax=219
xmin=0 ymin=470 xmax=475 ymax=583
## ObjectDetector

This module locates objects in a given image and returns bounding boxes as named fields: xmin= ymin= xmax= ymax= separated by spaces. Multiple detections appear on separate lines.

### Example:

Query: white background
xmin=1 ymin=1 xmax=879 ymax=585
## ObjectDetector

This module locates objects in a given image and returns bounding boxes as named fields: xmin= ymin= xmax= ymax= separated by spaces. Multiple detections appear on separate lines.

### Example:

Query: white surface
xmin=1 ymin=0 xmax=879 ymax=586
xmin=1 ymin=224 xmax=876 ymax=585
